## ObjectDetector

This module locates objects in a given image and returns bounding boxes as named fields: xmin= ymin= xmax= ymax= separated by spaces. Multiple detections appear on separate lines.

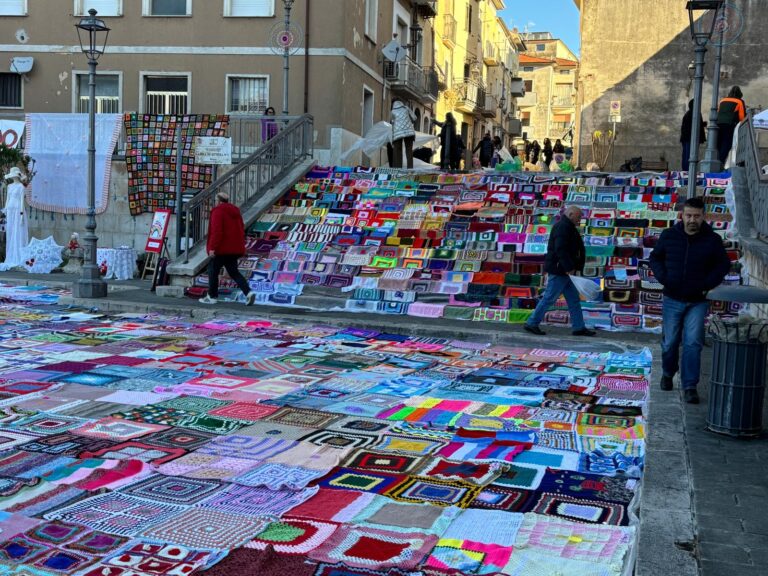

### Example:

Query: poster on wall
xmin=144 ymin=209 xmax=172 ymax=253
xmin=0 ymin=120 xmax=25 ymax=148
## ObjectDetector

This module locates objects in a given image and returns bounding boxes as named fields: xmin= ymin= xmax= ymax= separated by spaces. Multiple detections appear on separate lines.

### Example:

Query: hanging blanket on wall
xmin=25 ymin=113 xmax=122 ymax=214
xmin=124 ymin=113 xmax=229 ymax=215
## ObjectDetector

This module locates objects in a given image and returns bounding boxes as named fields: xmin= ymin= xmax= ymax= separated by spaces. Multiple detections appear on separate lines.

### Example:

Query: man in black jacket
xmin=524 ymin=206 xmax=596 ymax=337
xmin=650 ymin=197 xmax=731 ymax=404
xmin=473 ymin=132 xmax=494 ymax=168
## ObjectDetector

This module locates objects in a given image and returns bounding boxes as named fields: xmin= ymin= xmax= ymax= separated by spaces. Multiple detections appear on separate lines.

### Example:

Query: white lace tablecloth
xmin=96 ymin=247 xmax=137 ymax=280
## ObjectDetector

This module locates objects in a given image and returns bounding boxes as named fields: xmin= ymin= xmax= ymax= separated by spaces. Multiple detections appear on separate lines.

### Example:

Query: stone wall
xmin=577 ymin=0 xmax=768 ymax=171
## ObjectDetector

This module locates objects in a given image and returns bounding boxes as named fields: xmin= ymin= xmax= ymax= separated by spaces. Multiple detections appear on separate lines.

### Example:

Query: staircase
xmin=162 ymin=114 xmax=315 ymax=294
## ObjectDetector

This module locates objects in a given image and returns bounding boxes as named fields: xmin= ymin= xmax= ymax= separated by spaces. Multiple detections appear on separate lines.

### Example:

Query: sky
xmin=500 ymin=0 xmax=581 ymax=56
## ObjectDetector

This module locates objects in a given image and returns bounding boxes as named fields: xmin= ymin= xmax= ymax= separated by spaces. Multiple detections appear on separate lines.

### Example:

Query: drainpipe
xmin=303 ymin=0 xmax=310 ymax=114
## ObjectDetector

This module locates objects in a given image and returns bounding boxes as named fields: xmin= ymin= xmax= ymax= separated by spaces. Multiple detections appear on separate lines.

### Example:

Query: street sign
xmin=194 ymin=137 xmax=232 ymax=164
xmin=382 ymin=39 xmax=407 ymax=63
xmin=610 ymin=100 xmax=621 ymax=115
xmin=609 ymin=114 xmax=622 ymax=123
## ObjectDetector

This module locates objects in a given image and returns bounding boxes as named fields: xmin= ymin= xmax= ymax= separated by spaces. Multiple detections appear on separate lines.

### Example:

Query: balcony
xmin=551 ymin=95 xmax=575 ymax=107
xmin=550 ymin=122 xmax=571 ymax=135
xmin=483 ymin=42 xmax=499 ymax=66
xmin=412 ymin=0 xmax=437 ymax=18
xmin=442 ymin=14 xmax=456 ymax=48
xmin=482 ymin=94 xmax=498 ymax=118
xmin=509 ymin=77 xmax=525 ymax=98
xmin=507 ymin=118 xmax=522 ymax=136
xmin=384 ymin=55 xmax=436 ymax=103
xmin=424 ymin=67 xmax=440 ymax=102
xmin=453 ymin=77 xmax=486 ymax=115
xmin=433 ymin=65 xmax=447 ymax=91
xmin=518 ymin=91 xmax=537 ymax=107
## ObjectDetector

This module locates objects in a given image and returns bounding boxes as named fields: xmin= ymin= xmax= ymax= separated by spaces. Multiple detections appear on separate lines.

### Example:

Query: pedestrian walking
xmin=199 ymin=192 xmax=256 ymax=306
xmin=473 ymin=132 xmax=494 ymax=168
xmin=716 ymin=86 xmax=746 ymax=164
xmin=390 ymin=99 xmax=416 ymax=169
xmin=524 ymin=206 xmax=596 ymax=337
xmin=542 ymin=138 xmax=554 ymax=168
xmin=453 ymin=133 xmax=466 ymax=171
xmin=553 ymin=139 xmax=565 ymax=154
xmin=437 ymin=112 xmax=457 ymax=170
xmin=680 ymin=99 xmax=706 ymax=172
xmin=261 ymin=106 xmax=278 ymax=142
xmin=649 ymin=197 xmax=731 ymax=404
xmin=531 ymin=140 xmax=541 ymax=165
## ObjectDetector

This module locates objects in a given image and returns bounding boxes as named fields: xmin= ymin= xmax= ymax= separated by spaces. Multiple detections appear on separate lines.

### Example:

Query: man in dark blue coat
xmin=524 ymin=206 xmax=596 ymax=337
xmin=649 ymin=197 xmax=731 ymax=404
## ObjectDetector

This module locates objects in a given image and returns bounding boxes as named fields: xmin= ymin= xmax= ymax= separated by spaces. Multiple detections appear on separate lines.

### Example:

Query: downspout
xmin=303 ymin=0 xmax=310 ymax=114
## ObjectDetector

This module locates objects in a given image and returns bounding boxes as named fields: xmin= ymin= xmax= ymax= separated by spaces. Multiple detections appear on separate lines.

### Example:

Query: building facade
xmin=575 ymin=0 xmax=768 ymax=171
xmin=0 ymin=0 xmax=441 ymax=164
xmin=516 ymin=32 xmax=578 ymax=155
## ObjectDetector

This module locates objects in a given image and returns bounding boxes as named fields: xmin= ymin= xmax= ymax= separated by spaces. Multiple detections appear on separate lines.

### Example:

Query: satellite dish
xmin=382 ymin=39 xmax=406 ymax=63
xmin=698 ymin=1 xmax=744 ymax=47
xmin=10 ymin=57 xmax=33 ymax=74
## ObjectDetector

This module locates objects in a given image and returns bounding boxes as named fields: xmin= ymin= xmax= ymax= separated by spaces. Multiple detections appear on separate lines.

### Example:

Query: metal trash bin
xmin=706 ymin=286 xmax=768 ymax=438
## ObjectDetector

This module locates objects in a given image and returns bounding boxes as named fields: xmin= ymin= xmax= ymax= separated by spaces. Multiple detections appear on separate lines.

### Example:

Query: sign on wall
xmin=0 ymin=120 xmax=25 ymax=148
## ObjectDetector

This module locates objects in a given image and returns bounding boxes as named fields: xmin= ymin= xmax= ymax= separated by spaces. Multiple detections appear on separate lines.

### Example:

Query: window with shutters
xmin=364 ymin=0 xmax=378 ymax=42
xmin=0 ymin=73 xmax=22 ymax=108
xmin=227 ymin=75 xmax=269 ymax=114
xmin=520 ymin=111 xmax=531 ymax=127
xmin=524 ymin=79 xmax=533 ymax=93
xmin=74 ymin=72 xmax=121 ymax=113
xmin=142 ymin=0 xmax=191 ymax=16
xmin=224 ymin=0 xmax=274 ymax=17
xmin=0 ymin=0 xmax=26 ymax=16
xmin=142 ymin=74 xmax=190 ymax=114
xmin=75 ymin=0 xmax=122 ymax=16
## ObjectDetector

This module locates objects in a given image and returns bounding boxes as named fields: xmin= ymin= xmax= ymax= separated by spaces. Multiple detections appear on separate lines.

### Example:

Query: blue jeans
xmin=661 ymin=296 xmax=708 ymax=390
xmin=526 ymin=274 xmax=585 ymax=330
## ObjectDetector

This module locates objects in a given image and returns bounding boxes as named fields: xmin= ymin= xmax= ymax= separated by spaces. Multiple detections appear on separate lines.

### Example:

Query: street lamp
xmin=685 ymin=0 xmax=723 ymax=198
xmin=700 ymin=3 xmax=726 ymax=173
xmin=281 ymin=0 xmax=295 ymax=116
xmin=73 ymin=8 xmax=110 ymax=298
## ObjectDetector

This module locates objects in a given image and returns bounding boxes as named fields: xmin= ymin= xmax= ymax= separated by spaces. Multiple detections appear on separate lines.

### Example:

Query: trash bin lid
xmin=707 ymin=285 xmax=768 ymax=303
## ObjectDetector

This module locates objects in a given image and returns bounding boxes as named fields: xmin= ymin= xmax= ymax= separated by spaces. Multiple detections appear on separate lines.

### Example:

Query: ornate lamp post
xmin=282 ymin=0 xmax=295 ymax=115
xmin=685 ymin=0 xmax=723 ymax=198
xmin=73 ymin=9 xmax=110 ymax=298
xmin=700 ymin=3 xmax=727 ymax=173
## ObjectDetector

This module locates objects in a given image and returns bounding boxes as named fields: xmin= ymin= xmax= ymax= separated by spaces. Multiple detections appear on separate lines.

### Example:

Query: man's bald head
xmin=564 ymin=205 xmax=583 ymax=225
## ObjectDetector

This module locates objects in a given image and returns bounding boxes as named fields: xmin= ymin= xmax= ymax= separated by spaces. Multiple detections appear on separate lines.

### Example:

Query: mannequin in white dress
xmin=1 ymin=166 xmax=29 ymax=271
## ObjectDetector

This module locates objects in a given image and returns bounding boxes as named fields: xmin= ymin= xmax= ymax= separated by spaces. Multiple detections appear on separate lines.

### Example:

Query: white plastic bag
xmin=569 ymin=275 xmax=600 ymax=301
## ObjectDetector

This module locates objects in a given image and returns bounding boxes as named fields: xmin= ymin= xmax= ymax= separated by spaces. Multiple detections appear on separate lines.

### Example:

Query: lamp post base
xmin=73 ymin=277 xmax=108 ymax=298
xmin=699 ymin=158 xmax=723 ymax=173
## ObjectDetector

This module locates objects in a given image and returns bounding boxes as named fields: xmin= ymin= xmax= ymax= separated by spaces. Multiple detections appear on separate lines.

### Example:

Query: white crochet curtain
xmin=25 ymin=113 xmax=122 ymax=214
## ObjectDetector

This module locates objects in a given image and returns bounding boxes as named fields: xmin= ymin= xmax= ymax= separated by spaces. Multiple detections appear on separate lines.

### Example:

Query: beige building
xmin=516 ymin=32 xmax=578 ymax=155
xmin=433 ymin=0 xmax=525 ymax=161
xmin=0 ymin=0 xmax=442 ymax=164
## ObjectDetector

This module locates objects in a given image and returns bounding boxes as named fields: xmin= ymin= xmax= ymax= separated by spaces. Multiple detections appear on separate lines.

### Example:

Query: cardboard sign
xmin=144 ymin=209 xmax=172 ymax=253
xmin=194 ymin=137 xmax=232 ymax=164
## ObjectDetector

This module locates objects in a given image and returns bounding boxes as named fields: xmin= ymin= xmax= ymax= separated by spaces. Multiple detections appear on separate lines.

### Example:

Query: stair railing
xmin=182 ymin=114 xmax=313 ymax=263
xmin=735 ymin=110 xmax=768 ymax=242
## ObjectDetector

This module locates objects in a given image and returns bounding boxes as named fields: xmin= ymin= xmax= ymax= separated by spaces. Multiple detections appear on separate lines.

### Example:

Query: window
xmin=143 ymin=0 xmax=190 ymax=16
xmin=522 ymin=66 xmax=534 ymax=72
xmin=521 ymin=111 xmax=531 ymax=127
xmin=536 ymin=44 xmax=546 ymax=51
xmin=0 ymin=0 xmax=25 ymax=15
xmin=524 ymin=79 xmax=533 ymax=93
xmin=227 ymin=75 xmax=268 ymax=113
xmin=0 ymin=73 xmax=22 ymax=108
xmin=365 ymin=0 xmax=377 ymax=41
xmin=466 ymin=2 xmax=472 ymax=33
xmin=362 ymin=87 xmax=374 ymax=136
xmin=224 ymin=0 xmax=274 ymax=17
xmin=75 ymin=73 xmax=120 ymax=113
xmin=75 ymin=0 xmax=122 ymax=16
xmin=143 ymin=75 xmax=189 ymax=114
xmin=560 ymin=69 xmax=571 ymax=75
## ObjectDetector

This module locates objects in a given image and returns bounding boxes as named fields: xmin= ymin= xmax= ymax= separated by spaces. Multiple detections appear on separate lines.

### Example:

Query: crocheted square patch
xmin=309 ymin=526 xmax=438 ymax=570
xmin=141 ymin=508 xmax=270 ymax=549
xmin=119 ymin=475 xmax=224 ymax=506
xmin=245 ymin=517 xmax=338 ymax=554
xmin=71 ymin=418 xmax=167 ymax=441
xmin=385 ymin=476 xmax=481 ymax=508
xmin=316 ymin=467 xmax=406 ymax=495
xmin=342 ymin=450 xmax=423 ymax=474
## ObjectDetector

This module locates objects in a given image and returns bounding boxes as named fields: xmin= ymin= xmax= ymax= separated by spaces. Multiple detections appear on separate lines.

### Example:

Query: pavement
xmin=1 ymin=269 xmax=767 ymax=576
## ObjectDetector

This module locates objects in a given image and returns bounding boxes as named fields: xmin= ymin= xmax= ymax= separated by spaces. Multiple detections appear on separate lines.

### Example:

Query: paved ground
xmin=2 ymin=270 xmax=767 ymax=575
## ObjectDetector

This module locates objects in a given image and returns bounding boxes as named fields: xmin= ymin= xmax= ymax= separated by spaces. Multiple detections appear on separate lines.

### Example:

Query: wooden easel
xmin=142 ymin=238 xmax=170 ymax=281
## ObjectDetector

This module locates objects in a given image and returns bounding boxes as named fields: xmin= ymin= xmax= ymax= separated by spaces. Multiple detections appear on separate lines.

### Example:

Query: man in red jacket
xmin=199 ymin=192 xmax=255 ymax=305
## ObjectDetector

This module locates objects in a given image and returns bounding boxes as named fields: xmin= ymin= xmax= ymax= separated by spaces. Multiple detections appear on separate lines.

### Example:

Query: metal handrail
xmin=182 ymin=114 xmax=313 ymax=263
xmin=736 ymin=110 xmax=768 ymax=240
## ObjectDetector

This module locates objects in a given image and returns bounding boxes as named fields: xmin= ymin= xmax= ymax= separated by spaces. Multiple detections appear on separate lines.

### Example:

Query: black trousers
xmin=392 ymin=136 xmax=415 ymax=168
xmin=208 ymin=255 xmax=250 ymax=298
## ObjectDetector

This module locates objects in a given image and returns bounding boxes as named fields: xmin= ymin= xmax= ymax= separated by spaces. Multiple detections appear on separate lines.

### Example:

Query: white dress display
xmin=0 ymin=180 xmax=29 ymax=270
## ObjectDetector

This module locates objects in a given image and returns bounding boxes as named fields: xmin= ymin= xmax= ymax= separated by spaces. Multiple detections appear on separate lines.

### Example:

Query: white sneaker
xmin=199 ymin=295 xmax=217 ymax=304
xmin=245 ymin=292 xmax=256 ymax=306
